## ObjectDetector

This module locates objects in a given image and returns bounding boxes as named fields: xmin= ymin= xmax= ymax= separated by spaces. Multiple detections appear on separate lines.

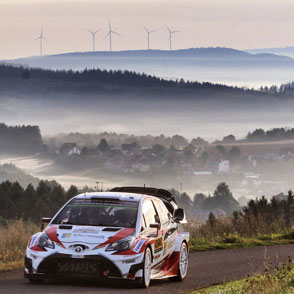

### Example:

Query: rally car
xmin=24 ymin=186 xmax=189 ymax=288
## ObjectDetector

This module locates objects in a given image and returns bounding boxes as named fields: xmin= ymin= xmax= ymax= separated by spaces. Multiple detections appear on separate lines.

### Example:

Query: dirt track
xmin=1 ymin=244 xmax=294 ymax=294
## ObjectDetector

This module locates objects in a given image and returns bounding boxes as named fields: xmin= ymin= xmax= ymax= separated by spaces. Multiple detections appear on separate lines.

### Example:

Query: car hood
xmin=45 ymin=225 xmax=135 ymax=247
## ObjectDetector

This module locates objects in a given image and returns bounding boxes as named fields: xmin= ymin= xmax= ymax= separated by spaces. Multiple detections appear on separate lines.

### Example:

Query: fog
xmin=9 ymin=49 xmax=294 ymax=89
xmin=1 ymin=95 xmax=294 ymax=141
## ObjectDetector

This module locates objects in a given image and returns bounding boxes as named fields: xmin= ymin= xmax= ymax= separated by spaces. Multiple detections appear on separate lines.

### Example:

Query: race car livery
xmin=24 ymin=187 xmax=189 ymax=288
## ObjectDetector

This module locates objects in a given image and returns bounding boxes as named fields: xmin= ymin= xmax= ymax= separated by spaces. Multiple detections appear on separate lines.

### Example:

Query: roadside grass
xmin=189 ymin=231 xmax=294 ymax=252
xmin=191 ymin=259 xmax=294 ymax=294
xmin=186 ymin=216 xmax=294 ymax=252
xmin=0 ymin=219 xmax=39 ymax=272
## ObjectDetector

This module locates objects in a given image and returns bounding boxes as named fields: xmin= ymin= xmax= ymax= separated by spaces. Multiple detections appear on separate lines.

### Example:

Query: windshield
xmin=52 ymin=198 xmax=138 ymax=228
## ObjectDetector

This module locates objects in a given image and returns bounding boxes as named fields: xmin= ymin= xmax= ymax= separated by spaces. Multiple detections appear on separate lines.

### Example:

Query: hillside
xmin=0 ymin=63 xmax=265 ymax=101
xmin=247 ymin=46 xmax=294 ymax=59
xmin=7 ymin=47 xmax=294 ymax=88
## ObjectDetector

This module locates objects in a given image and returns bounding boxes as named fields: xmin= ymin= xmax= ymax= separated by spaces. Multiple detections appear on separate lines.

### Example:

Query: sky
xmin=0 ymin=0 xmax=294 ymax=59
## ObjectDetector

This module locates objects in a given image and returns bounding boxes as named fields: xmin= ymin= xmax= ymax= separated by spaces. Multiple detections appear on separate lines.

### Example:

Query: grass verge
xmin=191 ymin=259 xmax=294 ymax=294
xmin=0 ymin=219 xmax=39 ymax=272
xmin=189 ymin=231 xmax=294 ymax=252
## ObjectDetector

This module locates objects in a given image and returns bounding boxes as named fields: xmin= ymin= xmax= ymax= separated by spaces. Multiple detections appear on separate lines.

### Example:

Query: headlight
xmin=37 ymin=232 xmax=55 ymax=250
xmin=106 ymin=236 xmax=135 ymax=252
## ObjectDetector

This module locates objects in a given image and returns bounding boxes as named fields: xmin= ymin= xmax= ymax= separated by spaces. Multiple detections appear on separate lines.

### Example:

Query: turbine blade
xmin=103 ymin=32 xmax=110 ymax=40
xmin=94 ymin=29 xmax=101 ymax=34
xmin=87 ymin=29 xmax=94 ymax=34
xmin=112 ymin=31 xmax=120 ymax=36
xmin=144 ymin=26 xmax=149 ymax=33
xmin=172 ymin=30 xmax=180 ymax=34
xmin=43 ymin=36 xmax=48 ymax=42
xmin=150 ymin=30 xmax=157 ymax=34
xmin=166 ymin=25 xmax=171 ymax=33
xmin=108 ymin=20 xmax=112 ymax=30
xmin=35 ymin=36 xmax=41 ymax=41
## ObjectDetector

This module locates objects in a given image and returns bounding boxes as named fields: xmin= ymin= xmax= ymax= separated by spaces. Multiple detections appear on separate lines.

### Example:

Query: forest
xmin=0 ymin=123 xmax=44 ymax=154
xmin=0 ymin=64 xmax=277 ymax=100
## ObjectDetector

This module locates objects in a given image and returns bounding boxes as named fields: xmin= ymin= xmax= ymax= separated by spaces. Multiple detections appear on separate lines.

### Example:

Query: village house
xmin=59 ymin=143 xmax=81 ymax=156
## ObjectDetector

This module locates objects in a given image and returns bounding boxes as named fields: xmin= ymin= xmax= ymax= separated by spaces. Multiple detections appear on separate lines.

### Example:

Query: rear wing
xmin=110 ymin=186 xmax=178 ymax=213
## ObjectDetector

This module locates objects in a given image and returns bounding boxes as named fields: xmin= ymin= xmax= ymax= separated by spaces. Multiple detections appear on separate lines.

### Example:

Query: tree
xmin=190 ymin=137 xmax=208 ymax=146
xmin=207 ymin=212 xmax=216 ymax=228
xmin=202 ymin=182 xmax=240 ymax=214
xmin=22 ymin=69 xmax=31 ymax=79
xmin=216 ymin=145 xmax=226 ymax=156
xmin=180 ymin=192 xmax=192 ymax=207
xmin=222 ymin=135 xmax=236 ymax=143
xmin=193 ymin=193 xmax=206 ymax=208
xmin=98 ymin=138 xmax=109 ymax=153
xmin=229 ymin=146 xmax=241 ymax=162
xmin=151 ymin=144 xmax=166 ymax=156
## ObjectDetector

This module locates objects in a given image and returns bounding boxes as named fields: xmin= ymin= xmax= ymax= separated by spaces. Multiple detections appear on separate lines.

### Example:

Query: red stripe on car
xmin=96 ymin=228 xmax=135 ymax=248
xmin=45 ymin=225 xmax=65 ymax=248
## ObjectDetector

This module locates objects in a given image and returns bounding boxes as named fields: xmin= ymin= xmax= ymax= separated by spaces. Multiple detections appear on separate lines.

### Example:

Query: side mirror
xmin=150 ymin=223 xmax=160 ymax=229
xmin=41 ymin=217 xmax=52 ymax=230
xmin=174 ymin=208 xmax=185 ymax=223
xmin=147 ymin=223 xmax=160 ymax=237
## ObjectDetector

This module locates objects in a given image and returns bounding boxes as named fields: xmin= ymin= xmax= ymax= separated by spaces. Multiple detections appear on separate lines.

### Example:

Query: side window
xmin=154 ymin=200 xmax=170 ymax=225
xmin=142 ymin=199 xmax=158 ymax=228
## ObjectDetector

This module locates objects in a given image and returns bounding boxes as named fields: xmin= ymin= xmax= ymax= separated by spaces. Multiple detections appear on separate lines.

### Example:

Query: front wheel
xmin=136 ymin=247 xmax=152 ymax=288
xmin=173 ymin=242 xmax=188 ymax=281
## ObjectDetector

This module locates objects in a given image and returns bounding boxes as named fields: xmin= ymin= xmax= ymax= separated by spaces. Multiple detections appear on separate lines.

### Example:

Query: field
xmin=203 ymin=139 xmax=294 ymax=157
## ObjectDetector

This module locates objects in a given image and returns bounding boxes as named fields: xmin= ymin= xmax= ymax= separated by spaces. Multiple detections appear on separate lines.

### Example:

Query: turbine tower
xmin=87 ymin=28 xmax=101 ymax=52
xmin=35 ymin=27 xmax=48 ymax=56
xmin=166 ymin=26 xmax=179 ymax=51
xmin=144 ymin=26 xmax=156 ymax=50
xmin=104 ymin=21 xmax=120 ymax=52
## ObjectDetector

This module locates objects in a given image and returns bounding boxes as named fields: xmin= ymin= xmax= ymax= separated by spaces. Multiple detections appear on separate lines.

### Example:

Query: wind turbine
xmin=144 ymin=26 xmax=156 ymax=50
xmin=166 ymin=26 xmax=179 ymax=51
xmin=87 ymin=29 xmax=101 ymax=52
xmin=104 ymin=21 xmax=120 ymax=52
xmin=35 ymin=27 xmax=48 ymax=56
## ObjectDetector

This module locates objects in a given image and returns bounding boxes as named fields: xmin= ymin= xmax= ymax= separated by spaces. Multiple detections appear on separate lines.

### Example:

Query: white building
xmin=219 ymin=160 xmax=230 ymax=172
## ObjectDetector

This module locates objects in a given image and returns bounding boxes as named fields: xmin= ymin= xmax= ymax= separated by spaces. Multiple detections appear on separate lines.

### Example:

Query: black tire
xmin=136 ymin=247 xmax=152 ymax=288
xmin=171 ymin=242 xmax=188 ymax=282
xmin=28 ymin=277 xmax=44 ymax=284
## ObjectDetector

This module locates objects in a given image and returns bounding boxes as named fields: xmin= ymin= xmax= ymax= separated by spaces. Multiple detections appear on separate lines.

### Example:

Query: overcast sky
xmin=1 ymin=0 xmax=293 ymax=59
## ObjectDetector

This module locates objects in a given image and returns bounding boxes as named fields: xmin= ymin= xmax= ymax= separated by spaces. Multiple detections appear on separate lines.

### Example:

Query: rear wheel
xmin=136 ymin=247 xmax=152 ymax=288
xmin=173 ymin=242 xmax=188 ymax=281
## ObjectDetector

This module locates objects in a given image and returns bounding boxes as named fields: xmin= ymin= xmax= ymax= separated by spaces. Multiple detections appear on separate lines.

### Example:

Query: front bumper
xmin=24 ymin=253 xmax=143 ymax=280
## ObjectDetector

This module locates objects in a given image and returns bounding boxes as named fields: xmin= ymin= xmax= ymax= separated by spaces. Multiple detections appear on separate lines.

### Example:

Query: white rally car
xmin=24 ymin=187 xmax=189 ymax=288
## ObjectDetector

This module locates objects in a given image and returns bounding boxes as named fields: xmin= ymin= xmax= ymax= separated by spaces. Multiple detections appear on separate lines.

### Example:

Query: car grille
xmin=37 ymin=254 xmax=121 ymax=277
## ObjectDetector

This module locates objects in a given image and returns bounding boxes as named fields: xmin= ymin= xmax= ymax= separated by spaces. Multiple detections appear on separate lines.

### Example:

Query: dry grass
xmin=193 ymin=259 xmax=294 ymax=294
xmin=186 ymin=217 xmax=294 ymax=251
xmin=0 ymin=219 xmax=39 ymax=272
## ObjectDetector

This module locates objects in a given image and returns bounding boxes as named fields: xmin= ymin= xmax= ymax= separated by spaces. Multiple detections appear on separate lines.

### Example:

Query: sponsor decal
xmin=73 ymin=228 xmax=100 ymax=234
xmin=133 ymin=239 xmax=145 ymax=253
xmin=61 ymin=233 xmax=72 ymax=238
xmin=154 ymin=237 xmax=163 ymax=253
xmin=154 ymin=237 xmax=163 ymax=249
xmin=72 ymin=233 xmax=105 ymax=240
xmin=154 ymin=254 xmax=161 ymax=260
xmin=57 ymin=262 xmax=98 ymax=274
xmin=71 ymin=254 xmax=85 ymax=259
xmin=164 ymin=240 xmax=168 ymax=249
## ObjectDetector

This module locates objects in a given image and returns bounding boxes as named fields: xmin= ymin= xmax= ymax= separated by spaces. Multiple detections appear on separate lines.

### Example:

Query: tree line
xmin=0 ymin=64 xmax=263 ymax=96
xmin=0 ymin=123 xmax=44 ymax=154
xmin=0 ymin=180 xmax=78 ymax=223
xmin=206 ymin=191 xmax=294 ymax=237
